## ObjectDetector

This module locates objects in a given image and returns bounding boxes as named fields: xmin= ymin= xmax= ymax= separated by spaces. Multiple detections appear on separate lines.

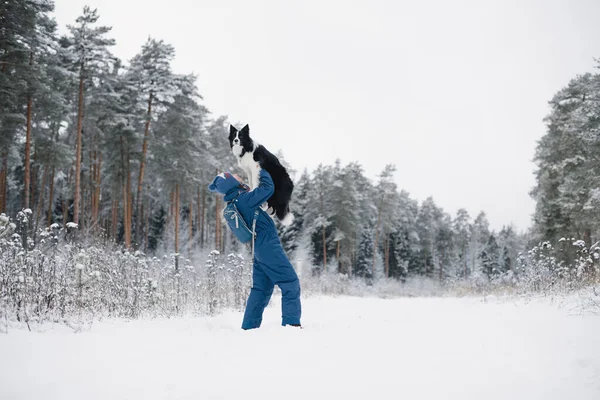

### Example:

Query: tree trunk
xmin=126 ymin=151 xmax=132 ymax=247
xmin=73 ymin=74 xmax=84 ymax=225
xmin=24 ymin=94 xmax=32 ymax=209
xmin=174 ymin=183 xmax=180 ymax=272
xmin=145 ymin=200 xmax=150 ymax=252
xmin=221 ymin=226 xmax=226 ymax=253
xmin=584 ymin=228 xmax=592 ymax=248
xmin=120 ymin=135 xmax=131 ymax=248
xmin=122 ymin=178 xmax=129 ymax=248
xmin=322 ymin=224 xmax=327 ymax=272
xmin=189 ymin=199 xmax=193 ymax=254
xmin=196 ymin=187 xmax=201 ymax=246
xmin=63 ymin=167 xmax=72 ymax=225
xmin=463 ymin=245 xmax=468 ymax=278
xmin=136 ymin=92 xmax=154 ymax=245
xmin=336 ymin=240 xmax=341 ymax=273
xmin=111 ymin=198 xmax=118 ymax=240
xmin=320 ymin=191 xmax=326 ymax=272
xmin=373 ymin=207 xmax=382 ymax=277
xmin=62 ymin=197 xmax=68 ymax=225
xmin=215 ymin=194 xmax=221 ymax=251
xmin=93 ymin=150 xmax=96 ymax=227
xmin=30 ymin=151 xmax=39 ymax=213
xmin=47 ymin=166 xmax=55 ymax=226
xmin=200 ymin=186 xmax=206 ymax=247
xmin=90 ymin=148 xmax=101 ymax=231
xmin=0 ymin=153 xmax=6 ymax=213
xmin=81 ymin=186 xmax=86 ymax=232
xmin=35 ymin=166 xmax=48 ymax=233
xmin=167 ymin=191 xmax=174 ymax=230
xmin=95 ymin=153 xmax=102 ymax=227
xmin=140 ymin=201 xmax=144 ymax=247
xmin=89 ymin=150 xmax=95 ymax=229
xmin=384 ymin=234 xmax=390 ymax=278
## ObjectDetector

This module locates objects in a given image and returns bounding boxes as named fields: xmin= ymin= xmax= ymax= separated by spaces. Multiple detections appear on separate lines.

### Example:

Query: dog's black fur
xmin=229 ymin=124 xmax=294 ymax=223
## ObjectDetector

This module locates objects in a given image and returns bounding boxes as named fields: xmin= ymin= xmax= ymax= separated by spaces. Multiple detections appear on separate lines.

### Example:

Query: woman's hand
xmin=233 ymin=174 xmax=244 ymax=184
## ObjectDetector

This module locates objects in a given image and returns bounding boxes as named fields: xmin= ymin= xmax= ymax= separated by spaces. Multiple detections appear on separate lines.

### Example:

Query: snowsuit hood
xmin=208 ymin=172 xmax=245 ymax=199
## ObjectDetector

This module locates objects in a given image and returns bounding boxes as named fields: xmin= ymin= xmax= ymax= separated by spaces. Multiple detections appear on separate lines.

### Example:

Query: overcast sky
xmin=53 ymin=0 xmax=600 ymax=232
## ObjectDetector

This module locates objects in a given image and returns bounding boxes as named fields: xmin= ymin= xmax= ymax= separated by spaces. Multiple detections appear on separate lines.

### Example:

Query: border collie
xmin=229 ymin=124 xmax=294 ymax=226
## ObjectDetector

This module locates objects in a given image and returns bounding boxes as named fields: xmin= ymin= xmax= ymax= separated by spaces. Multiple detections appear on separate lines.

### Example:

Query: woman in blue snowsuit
xmin=208 ymin=169 xmax=302 ymax=329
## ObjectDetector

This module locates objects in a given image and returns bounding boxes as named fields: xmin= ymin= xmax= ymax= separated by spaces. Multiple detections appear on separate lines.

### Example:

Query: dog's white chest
xmin=238 ymin=151 xmax=255 ymax=170
xmin=237 ymin=151 xmax=261 ymax=190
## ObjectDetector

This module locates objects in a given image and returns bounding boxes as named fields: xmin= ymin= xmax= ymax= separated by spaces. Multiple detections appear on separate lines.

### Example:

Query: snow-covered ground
xmin=2 ymin=296 xmax=600 ymax=400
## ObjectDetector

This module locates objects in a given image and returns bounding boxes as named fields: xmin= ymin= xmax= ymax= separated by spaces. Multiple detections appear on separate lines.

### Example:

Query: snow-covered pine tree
xmin=480 ymin=234 xmax=500 ymax=279
xmin=470 ymin=211 xmax=490 ymax=278
xmin=279 ymin=169 xmax=309 ymax=257
xmin=373 ymin=164 xmax=398 ymax=278
xmin=31 ymin=35 xmax=73 ymax=229
xmin=15 ymin=0 xmax=55 ymax=212
xmin=532 ymin=70 xmax=600 ymax=246
xmin=0 ymin=0 xmax=58 ymax=215
xmin=304 ymin=164 xmax=335 ymax=272
xmin=355 ymin=225 xmax=374 ymax=282
xmin=0 ymin=1 xmax=29 ymax=214
xmin=328 ymin=160 xmax=361 ymax=274
xmin=435 ymin=214 xmax=455 ymax=281
xmin=416 ymin=197 xmax=443 ymax=277
xmin=497 ymin=225 xmax=520 ymax=273
xmin=151 ymin=74 xmax=206 ymax=256
xmin=388 ymin=190 xmax=419 ymax=280
xmin=453 ymin=208 xmax=471 ymax=277
xmin=65 ymin=6 xmax=115 ymax=227
xmin=128 ymin=38 xmax=178 ymax=245
xmin=98 ymin=67 xmax=143 ymax=247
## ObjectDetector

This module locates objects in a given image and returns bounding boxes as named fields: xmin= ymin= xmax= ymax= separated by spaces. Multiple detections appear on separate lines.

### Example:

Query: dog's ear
xmin=229 ymin=124 xmax=237 ymax=139
xmin=240 ymin=124 xmax=250 ymax=137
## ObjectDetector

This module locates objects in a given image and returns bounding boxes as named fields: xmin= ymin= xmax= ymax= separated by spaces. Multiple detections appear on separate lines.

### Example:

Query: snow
xmin=1 ymin=296 xmax=599 ymax=400
xmin=66 ymin=222 xmax=79 ymax=229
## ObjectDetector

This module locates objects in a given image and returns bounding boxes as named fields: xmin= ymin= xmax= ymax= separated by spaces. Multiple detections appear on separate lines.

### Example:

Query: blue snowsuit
xmin=208 ymin=170 xmax=301 ymax=329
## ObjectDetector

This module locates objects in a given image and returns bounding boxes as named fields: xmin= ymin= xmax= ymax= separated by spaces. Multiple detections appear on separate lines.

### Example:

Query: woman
xmin=208 ymin=169 xmax=302 ymax=329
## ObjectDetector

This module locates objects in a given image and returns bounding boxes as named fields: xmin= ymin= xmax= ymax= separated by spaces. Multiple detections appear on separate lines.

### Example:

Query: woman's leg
xmin=241 ymin=260 xmax=274 ymax=330
xmin=257 ymin=245 xmax=302 ymax=326
xmin=278 ymin=277 xmax=301 ymax=326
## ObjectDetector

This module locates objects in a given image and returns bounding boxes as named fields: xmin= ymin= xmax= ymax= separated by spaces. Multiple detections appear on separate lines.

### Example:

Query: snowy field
xmin=2 ymin=296 xmax=600 ymax=400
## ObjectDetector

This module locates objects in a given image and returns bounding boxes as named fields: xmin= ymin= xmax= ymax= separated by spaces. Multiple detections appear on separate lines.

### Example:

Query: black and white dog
xmin=229 ymin=124 xmax=294 ymax=226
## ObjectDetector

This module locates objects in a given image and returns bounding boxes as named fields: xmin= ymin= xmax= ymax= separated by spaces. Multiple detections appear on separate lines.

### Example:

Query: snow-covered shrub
xmin=0 ymin=213 xmax=254 ymax=326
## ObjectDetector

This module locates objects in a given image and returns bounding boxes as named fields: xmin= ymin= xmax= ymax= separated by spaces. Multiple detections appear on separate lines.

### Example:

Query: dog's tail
xmin=280 ymin=211 xmax=295 ymax=227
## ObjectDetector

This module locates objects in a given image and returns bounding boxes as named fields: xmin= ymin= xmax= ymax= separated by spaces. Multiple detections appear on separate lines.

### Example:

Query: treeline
xmin=281 ymin=163 xmax=523 ymax=282
xmin=0 ymin=1 xmax=527 ymax=284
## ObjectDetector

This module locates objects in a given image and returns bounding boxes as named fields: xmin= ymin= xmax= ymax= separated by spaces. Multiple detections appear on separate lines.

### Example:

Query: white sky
xmin=53 ymin=0 xmax=600 ymax=232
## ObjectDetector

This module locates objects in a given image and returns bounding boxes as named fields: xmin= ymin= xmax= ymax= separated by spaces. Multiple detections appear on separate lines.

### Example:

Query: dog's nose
xmin=234 ymin=139 xmax=239 ymax=144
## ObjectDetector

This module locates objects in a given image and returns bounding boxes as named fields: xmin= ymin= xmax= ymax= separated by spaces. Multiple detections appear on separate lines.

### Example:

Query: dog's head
xmin=229 ymin=124 xmax=252 ymax=157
